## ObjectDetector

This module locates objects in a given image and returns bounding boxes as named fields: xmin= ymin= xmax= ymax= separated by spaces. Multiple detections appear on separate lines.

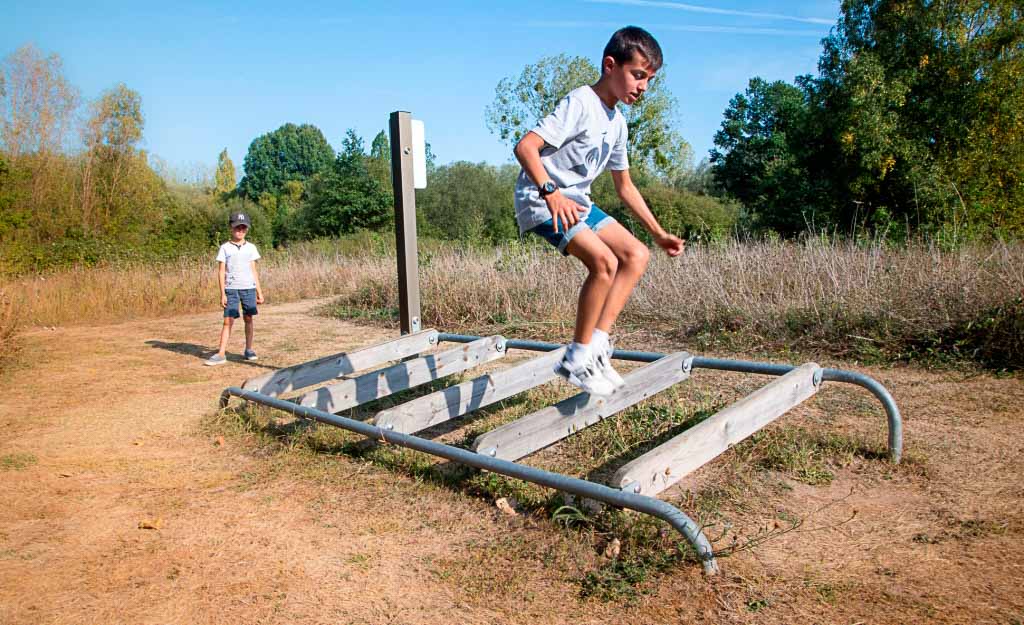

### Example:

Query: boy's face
xmin=231 ymin=224 xmax=248 ymax=241
xmin=603 ymin=51 xmax=657 ymax=105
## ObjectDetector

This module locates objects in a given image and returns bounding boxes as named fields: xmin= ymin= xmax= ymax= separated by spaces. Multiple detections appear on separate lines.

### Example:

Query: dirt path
xmin=1 ymin=300 xmax=1022 ymax=624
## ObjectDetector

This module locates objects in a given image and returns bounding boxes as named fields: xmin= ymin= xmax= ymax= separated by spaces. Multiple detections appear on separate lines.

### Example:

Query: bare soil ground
xmin=1 ymin=299 xmax=1022 ymax=624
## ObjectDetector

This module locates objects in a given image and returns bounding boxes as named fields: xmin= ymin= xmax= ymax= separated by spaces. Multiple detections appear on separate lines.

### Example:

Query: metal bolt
xmin=403 ymin=147 xmax=411 ymax=155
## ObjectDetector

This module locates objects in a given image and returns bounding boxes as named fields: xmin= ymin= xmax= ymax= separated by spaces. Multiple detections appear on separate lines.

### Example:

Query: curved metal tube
xmin=220 ymin=386 xmax=720 ymax=575
xmin=437 ymin=333 xmax=903 ymax=463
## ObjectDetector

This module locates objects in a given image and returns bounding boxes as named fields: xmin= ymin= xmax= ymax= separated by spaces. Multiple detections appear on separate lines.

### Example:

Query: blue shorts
xmin=224 ymin=288 xmax=258 ymax=318
xmin=527 ymin=205 xmax=617 ymax=256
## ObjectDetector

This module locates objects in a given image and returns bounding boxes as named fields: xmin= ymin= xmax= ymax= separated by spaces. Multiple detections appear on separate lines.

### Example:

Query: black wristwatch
xmin=539 ymin=181 xmax=558 ymax=197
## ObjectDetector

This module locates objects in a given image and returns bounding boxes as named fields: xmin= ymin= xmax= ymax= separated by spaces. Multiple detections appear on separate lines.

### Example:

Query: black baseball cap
xmin=229 ymin=212 xmax=252 ymax=228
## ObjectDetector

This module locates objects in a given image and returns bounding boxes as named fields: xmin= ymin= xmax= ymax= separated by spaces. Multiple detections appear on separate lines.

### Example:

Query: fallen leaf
xmin=138 ymin=518 xmax=163 ymax=530
xmin=495 ymin=497 xmax=518 ymax=517
xmin=603 ymin=538 xmax=621 ymax=559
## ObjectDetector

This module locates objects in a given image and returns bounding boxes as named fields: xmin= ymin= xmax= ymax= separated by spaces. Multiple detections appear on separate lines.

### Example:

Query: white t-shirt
xmin=514 ymin=85 xmax=630 ymax=233
xmin=216 ymin=241 xmax=261 ymax=290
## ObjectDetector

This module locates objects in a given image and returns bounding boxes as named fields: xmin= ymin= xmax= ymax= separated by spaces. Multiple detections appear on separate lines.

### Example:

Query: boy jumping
xmin=513 ymin=26 xmax=684 ymax=395
xmin=205 ymin=212 xmax=265 ymax=366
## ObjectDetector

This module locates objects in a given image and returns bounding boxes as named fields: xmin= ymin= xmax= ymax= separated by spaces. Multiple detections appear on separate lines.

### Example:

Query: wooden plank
xmin=612 ymin=363 xmax=821 ymax=497
xmin=374 ymin=348 xmax=566 ymax=434
xmin=295 ymin=335 xmax=507 ymax=413
xmin=472 ymin=352 xmax=691 ymax=461
xmin=241 ymin=329 xmax=439 ymax=397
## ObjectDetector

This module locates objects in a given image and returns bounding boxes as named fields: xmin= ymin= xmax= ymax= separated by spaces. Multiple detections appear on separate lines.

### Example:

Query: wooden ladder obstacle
xmin=220 ymin=330 xmax=903 ymax=576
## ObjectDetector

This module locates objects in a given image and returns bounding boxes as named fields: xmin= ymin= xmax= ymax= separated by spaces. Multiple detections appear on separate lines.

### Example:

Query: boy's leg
xmin=564 ymin=228 xmax=620 ymax=344
xmin=243 ymin=315 xmax=254 ymax=352
xmin=593 ymin=222 xmax=651 ymax=332
xmin=215 ymin=317 xmax=234 ymax=356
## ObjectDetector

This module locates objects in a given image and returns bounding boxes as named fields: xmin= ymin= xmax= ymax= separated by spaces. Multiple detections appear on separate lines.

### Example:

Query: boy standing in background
xmin=205 ymin=212 xmax=265 ymax=366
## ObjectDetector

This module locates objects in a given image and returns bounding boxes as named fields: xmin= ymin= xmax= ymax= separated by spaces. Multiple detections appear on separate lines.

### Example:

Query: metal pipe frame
xmin=219 ymin=385 xmax=720 ymax=575
xmin=437 ymin=333 xmax=903 ymax=463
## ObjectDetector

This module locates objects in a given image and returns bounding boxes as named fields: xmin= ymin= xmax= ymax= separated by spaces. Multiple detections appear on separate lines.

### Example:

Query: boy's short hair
xmin=603 ymin=26 xmax=663 ymax=73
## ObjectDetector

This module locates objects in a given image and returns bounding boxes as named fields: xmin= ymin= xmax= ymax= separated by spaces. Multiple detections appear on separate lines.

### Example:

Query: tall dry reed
xmin=5 ymin=237 xmax=1022 ymax=366
xmin=3 ymin=239 xmax=393 ymax=327
xmin=329 ymin=238 xmax=1024 ymax=366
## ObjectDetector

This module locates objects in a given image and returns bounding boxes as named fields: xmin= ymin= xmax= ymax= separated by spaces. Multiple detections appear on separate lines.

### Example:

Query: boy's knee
xmin=624 ymin=243 xmax=650 ymax=271
xmin=592 ymin=251 xmax=619 ymax=281
xmin=243 ymin=314 xmax=254 ymax=322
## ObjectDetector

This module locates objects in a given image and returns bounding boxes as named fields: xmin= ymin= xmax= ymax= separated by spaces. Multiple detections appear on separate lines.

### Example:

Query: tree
xmin=238 ymin=123 xmax=334 ymax=199
xmin=0 ymin=44 xmax=79 ymax=157
xmin=80 ymin=83 xmax=161 ymax=236
xmin=366 ymin=129 xmax=392 ymax=192
xmin=710 ymin=77 xmax=826 ymax=234
xmin=485 ymin=54 xmax=692 ymax=179
xmin=214 ymin=148 xmax=236 ymax=196
xmin=416 ymin=161 xmax=516 ymax=243
xmin=303 ymin=129 xmax=392 ymax=236
xmin=813 ymin=0 xmax=1023 ymax=234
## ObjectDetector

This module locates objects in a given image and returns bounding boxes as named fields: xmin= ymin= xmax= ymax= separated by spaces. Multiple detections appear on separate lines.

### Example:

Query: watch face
xmin=542 ymin=182 xmax=556 ymax=194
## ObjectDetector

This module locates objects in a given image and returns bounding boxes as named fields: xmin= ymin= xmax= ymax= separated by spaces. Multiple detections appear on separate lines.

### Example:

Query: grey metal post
xmin=389 ymin=111 xmax=421 ymax=334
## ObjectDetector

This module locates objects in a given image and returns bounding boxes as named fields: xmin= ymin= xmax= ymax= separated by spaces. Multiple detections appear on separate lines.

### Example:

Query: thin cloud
xmin=584 ymin=0 xmax=834 ymax=25
xmin=526 ymin=19 xmax=825 ymax=37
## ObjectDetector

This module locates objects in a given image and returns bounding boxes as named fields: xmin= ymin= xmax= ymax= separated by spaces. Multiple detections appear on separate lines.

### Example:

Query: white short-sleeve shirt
xmin=216 ymin=241 xmax=261 ymax=290
xmin=514 ymin=85 xmax=629 ymax=233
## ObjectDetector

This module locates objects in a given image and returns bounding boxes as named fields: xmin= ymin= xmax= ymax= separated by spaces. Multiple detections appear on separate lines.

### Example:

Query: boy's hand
xmin=221 ymin=292 xmax=228 ymax=308
xmin=545 ymin=191 xmax=587 ymax=233
xmin=655 ymin=233 xmax=686 ymax=257
xmin=256 ymin=292 xmax=265 ymax=305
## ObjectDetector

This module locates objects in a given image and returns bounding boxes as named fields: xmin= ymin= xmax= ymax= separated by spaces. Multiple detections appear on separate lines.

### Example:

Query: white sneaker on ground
xmin=553 ymin=354 xmax=616 ymax=396
xmin=594 ymin=344 xmax=626 ymax=388
xmin=204 ymin=353 xmax=227 ymax=366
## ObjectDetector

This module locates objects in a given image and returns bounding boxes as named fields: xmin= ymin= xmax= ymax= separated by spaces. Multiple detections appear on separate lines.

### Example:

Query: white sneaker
xmin=594 ymin=345 xmax=626 ymax=388
xmin=553 ymin=354 xmax=616 ymax=396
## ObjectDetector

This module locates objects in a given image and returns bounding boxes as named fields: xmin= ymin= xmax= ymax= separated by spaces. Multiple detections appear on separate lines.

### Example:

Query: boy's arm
xmin=217 ymin=262 xmax=227 ymax=308
xmin=251 ymin=260 xmax=264 ymax=304
xmin=611 ymin=169 xmax=685 ymax=257
xmin=514 ymin=132 xmax=586 ymax=233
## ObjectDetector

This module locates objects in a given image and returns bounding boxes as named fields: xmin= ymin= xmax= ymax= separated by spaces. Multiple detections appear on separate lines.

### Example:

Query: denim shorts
xmin=224 ymin=288 xmax=258 ymax=318
xmin=527 ymin=205 xmax=616 ymax=255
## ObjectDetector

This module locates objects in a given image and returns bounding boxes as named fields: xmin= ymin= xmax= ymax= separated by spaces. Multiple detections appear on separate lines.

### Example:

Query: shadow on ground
xmin=145 ymin=340 xmax=278 ymax=370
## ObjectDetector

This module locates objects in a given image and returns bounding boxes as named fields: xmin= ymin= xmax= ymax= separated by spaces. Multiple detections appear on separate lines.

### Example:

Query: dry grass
xmin=2 ymin=236 xmax=394 ymax=328
xmin=5 ymin=236 xmax=1023 ymax=368
xmin=330 ymin=237 xmax=1024 ymax=367
xmin=0 ymin=287 xmax=21 ymax=369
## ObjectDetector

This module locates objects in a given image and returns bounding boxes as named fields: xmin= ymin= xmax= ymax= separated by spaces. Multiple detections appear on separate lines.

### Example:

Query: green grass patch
xmin=0 ymin=452 xmax=38 ymax=471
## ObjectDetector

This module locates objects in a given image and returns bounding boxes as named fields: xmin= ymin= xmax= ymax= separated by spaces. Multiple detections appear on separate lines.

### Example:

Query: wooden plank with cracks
xmin=295 ymin=335 xmax=507 ymax=413
xmin=471 ymin=352 xmax=692 ymax=461
xmin=241 ymin=329 xmax=439 ymax=397
xmin=613 ymin=363 xmax=821 ymax=497
xmin=374 ymin=348 xmax=566 ymax=434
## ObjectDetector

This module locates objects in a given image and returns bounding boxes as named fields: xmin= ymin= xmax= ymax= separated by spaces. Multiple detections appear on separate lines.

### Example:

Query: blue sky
xmin=2 ymin=0 xmax=838 ymax=177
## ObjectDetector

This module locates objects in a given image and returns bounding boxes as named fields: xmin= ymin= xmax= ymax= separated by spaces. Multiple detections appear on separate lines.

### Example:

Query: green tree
xmin=80 ymin=83 xmax=161 ymax=237
xmin=303 ymin=129 xmax=392 ymax=236
xmin=485 ymin=54 xmax=692 ymax=180
xmin=416 ymin=161 xmax=516 ymax=243
xmin=366 ymin=129 xmax=392 ymax=192
xmin=214 ymin=148 xmax=236 ymax=196
xmin=238 ymin=123 xmax=334 ymax=199
xmin=710 ymin=77 xmax=826 ymax=234
xmin=814 ymin=0 xmax=1023 ymax=234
